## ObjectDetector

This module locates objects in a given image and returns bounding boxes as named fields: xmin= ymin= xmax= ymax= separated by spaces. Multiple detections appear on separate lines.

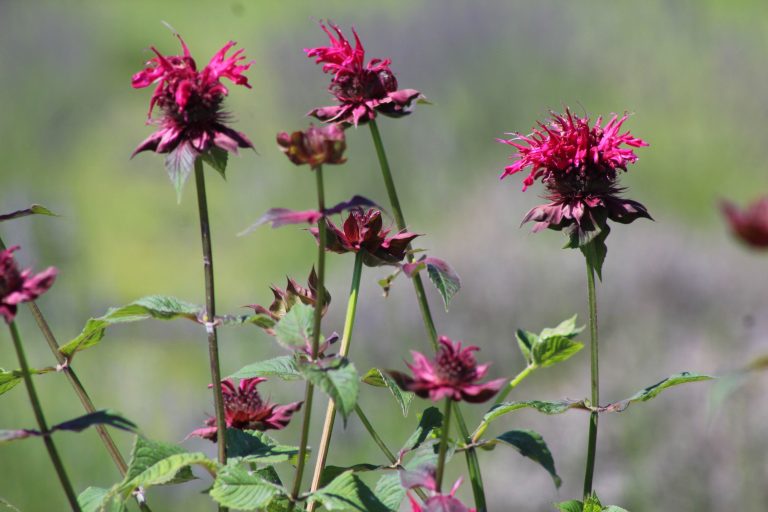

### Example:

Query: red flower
xmin=277 ymin=124 xmax=347 ymax=167
xmin=389 ymin=336 xmax=505 ymax=403
xmin=0 ymin=246 xmax=57 ymax=324
xmin=310 ymin=208 xmax=419 ymax=266
xmin=401 ymin=466 xmax=476 ymax=512
xmin=305 ymin=22 xmax=423 ymax=126
xmin=189 ymin=378 xmax=302 ymax=442
xmin=722 ymin=197 xmax=768 ymax=249
xmin=131 ymin=33 xmax=253 ymax=159
xmin=499 ymin=109 xmax=651 ymax=245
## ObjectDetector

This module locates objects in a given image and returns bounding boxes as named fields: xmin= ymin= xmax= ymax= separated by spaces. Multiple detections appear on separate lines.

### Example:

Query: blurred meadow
xmin=2 ymin=0 xmax=768 ymax=510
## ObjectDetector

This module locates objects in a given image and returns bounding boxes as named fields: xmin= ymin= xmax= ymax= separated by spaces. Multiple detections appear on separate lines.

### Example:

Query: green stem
xmin=471 ymin=365 xmax=535 ymax=443
xmin=8 ymin=321 xmax=80 ymax=511
xmin=368 ymin=119 xmax=488 ymax=511
xmin=287 ymin=165 xmax=328 ymax=511
xmin=194 ymin=159 xmax=227 ymax=475
xmin=435 ymin=399 xmax=453 ymax=492
xmin=581 ymin=244 xmax=600 ymax=499
xmin=355 ymin=405 xmax=396 ymax=463
xmin=308 ymin=252 xmax=364 ymax=506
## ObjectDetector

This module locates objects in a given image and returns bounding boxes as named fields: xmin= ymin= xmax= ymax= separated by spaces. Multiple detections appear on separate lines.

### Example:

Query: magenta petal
xmin=187 ymin=425 xmax=218 ymax=442
xmin=459 ymin=378 xmax=506 ymax=404
xmin=260 ymin=401 xmax=303 ymax=430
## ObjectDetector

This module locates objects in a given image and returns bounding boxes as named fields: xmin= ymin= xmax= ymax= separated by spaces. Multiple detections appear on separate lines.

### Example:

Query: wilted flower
xmin=189 ymin=378 xmax=302 ymax=441
xmin=401 ymin=465 xmax=476 ymax=512
xmin=277 ymin=123 xmax=347 ymax=167
xmin=310 ymin=208 xmax=419 ymax=266
xmin=389 ymin=336 xmax=505 ymax=403
xmin=722 ymin=197 xmax=768 ymax=249
xmin=0 ymin=246 xmax=57 ymax=324
xmin=131 ymin=33 xmax=253 ymax=161
xmin=498 ymin=109 xmax=651 ymax=245
xmin=305 ymin=22 xmax=423 ymax=126
xmin=248 ymin=268 xmax=331 ymax=323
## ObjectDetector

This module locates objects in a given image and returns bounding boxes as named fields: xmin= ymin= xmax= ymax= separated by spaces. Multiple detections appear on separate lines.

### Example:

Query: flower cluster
xmin=277 ymin=123 xmax=347 ymax=167
xmin=189 ymin=378 xmax=302 ymax=441
xmin=499 ymin=109 xmax=651 ymax=243
xmin=132 ymin=34 xmax=253 ymax=158
xmin=401 ymin=466 xmax=475 ymax=512
xmin=311 ymin=208 xmax=419 ymax=266
xmin=389 ymin=335 xmax=504 ymax=403
xmin=721 ymin=197 xmax=768 ymax=249
xmin=305 ymin=22 xmax=423 ymax=126
xmin=0 ymin=246 xmax=57 ymax=324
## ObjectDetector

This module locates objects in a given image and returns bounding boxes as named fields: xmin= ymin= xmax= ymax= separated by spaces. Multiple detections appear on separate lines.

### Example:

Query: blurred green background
xmin=2 ymin=0 xmax=768 ymax=510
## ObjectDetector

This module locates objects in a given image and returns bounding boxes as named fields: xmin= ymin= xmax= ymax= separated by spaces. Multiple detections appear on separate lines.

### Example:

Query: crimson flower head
xmin=189 ymin=378 xmax=302 ymax=442
xmin=277 ymin=123 xmax=347 ymax=168
xmin=499 ymin=109 xmax=651 ymax=246
xmin=131 ymin=33 xmax=253 ymax=193
xmin=389 ymin=336 xmax=505 ymax=403
xmin=722 ymin=197 xmax=768 ymax=249
xmin=305 ymin=22 xmax=423 ymax=126
xmin=0 ymin=246 xmax=57 ymax=324
xmin=310 ymin=208 xmax=419 ymax=266
xmin=401 ymin=466 xmax=476 ymax=512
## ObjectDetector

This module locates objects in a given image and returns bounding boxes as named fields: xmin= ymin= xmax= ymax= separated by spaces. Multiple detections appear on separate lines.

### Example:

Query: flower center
xmin=435 ymin=349 xmax=476 ymax=384
xmin=331 ymin=69 xmax=397 ymax=102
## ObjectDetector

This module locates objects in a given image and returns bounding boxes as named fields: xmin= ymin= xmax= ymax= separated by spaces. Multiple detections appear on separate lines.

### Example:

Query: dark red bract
xmin=0 ymin=246 xmax=57 ymax=324
xmin=722 ymin=197 xmax=768 ymax=249
xmin=277 ymin=123 xmax=347 ymax=167
xmin=305 ymin=22 xmax=423 ymax=126
xmin=389 ymin=336 xmax=505 ymax=403
xmin=131 ymin=33 xmax=253 ymax=158
xmin=189 ymin=378 xmax=302 ymax=442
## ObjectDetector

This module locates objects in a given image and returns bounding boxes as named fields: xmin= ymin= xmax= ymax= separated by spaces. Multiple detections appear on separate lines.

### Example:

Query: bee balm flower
xmin=0 ymin=246 xmax=57 ymax=324
xmin=305 ymin=22 xmax=423 ymax=126
xmin=277 ymin=124 xmax=347 ymax=167
xmin=721 ymin=197 xmax=768 ymax=249
xmin=388 ymin=336 xmax=505 ymax=403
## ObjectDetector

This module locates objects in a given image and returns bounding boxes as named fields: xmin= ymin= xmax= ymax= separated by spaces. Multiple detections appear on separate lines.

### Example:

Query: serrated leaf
xmin=310 ymin=470 xmax=392 ymax=512
xmin=583 ymin=494 xmax=602 ymax=512
xmin=202 ymin=147 xmax=229 ymax=180
xmin=229 ymin=356 xmax=302 ymax=381
xmin=209 ymin=464 xmax=285 ymax=510
xmin=77 ymin=487 xmax=125 ymax=512
xmin=402 ymin=406 xmax=443 ymax=453
xmin=515 ymin=329 xmax=538 ymax=365
xmin=120 ymin=452 xmax=217 ymax=498
xmin=165 ymin=143 xmax=197 ymax=203
xmin=479 ymin=400 xmax=590 ymax=433
xmin=226 ymin=429 xmax=300 ymax=464
xmin=124 ymin=437 xmax=197 ymax=486
xmin=0 ymin=367 xmax=54 ymax=396
xmin=494 ymin=430 xmax=561 ymax=488
xmin=274 ymin=302 xmax=314 ymax=349
xmin=59 ymin=296 xmax=201 ymax=360
xmin=300 ymin=357 xmax=359 ymax=423
xmin=532 ymin=335 xmax=584 ymax=368
xmin=539 ymin=315 xmax=583 ymax=339
xmin=555 ymin=500 xmax=583 ymax=512
xmin=425 ymin=259 xmax=461 ymax=311
xmin=319 ymin=464 xmax=381 ymax=488
xmin=0 ymin=204 xmax=57 ymax=222
xmin=362 ymin=368 xmax=414 ymax=416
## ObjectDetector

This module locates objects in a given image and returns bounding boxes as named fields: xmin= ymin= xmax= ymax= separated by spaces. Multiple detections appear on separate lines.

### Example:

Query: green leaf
xmin=578 ymin=226 xmax=609 ymax=281
xmin=479 ymin=400 xmax=590 ymax=432
xmin=532 ymin=335 xmax=584 ymax=368
xmin=515 ymin=329 xmax=538 ymax=365
xmin=120 ymin=452 xmax=217 ymax=497
xmin=226 ymin=429 xmax=301 ymax=464
xmin=165 ymin=143 xmax=197 ymax=203
xmin=539 ymin=315 xmax=583 ymax=339
xmin=555 ymin=501 xmax=583 ymax=512
xmin=374 ymin=440 xmax=441 ymax=510
xmin=201 ymin=147 xmax=229 ymax=180
xmin=124 ymin=437 xmax=197 ymax=486
xmin=229 ymin=356 xmax=301 ymax=381
xmin=59 ymin=295 xmax=201 ymax=360
xmin=426 ymin=259 xmax=461 ymax=311
xmin=77 ymin=487 xmax=125 ymax=512
xmin=361 ymin=368 xmax=414 ymax=416
xmin=300 ymin=357 xmax=359 ymax=423
xmin=310 ymin=470 xmax=392 ymax=512
xmin=209 ymin=464 xmax=285 ymax=510
xmin=603 ymin=507 xmax=630 ymax=512
xmin=401 ymin=406 xmax=443 ymax=452
xmin=0 ymin=367 xmax=54 ymax=396
xmin=606 ymin=372 xmax=713 ymax=411
xmin=273 ymin=302 xmax=314 ymax=349
xmin=583 ymin=494 xmax=602 ymax=512
xmin=494 ymin=430 xmax=561 ymax=488
xmin=0 ymin=204 xmax=57 ymax=222
xmin=319 ymin=464 xmax=381 ymax=488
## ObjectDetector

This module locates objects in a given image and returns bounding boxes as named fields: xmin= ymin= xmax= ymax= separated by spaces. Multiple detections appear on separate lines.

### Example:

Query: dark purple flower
xmin=310 ymin=208 xmax=419 ymax=266
xmin=248 ymin=267 xmax=331 ymax=324
xmin=131 ymin=33 xmax=253 ymax=159
xmin=277 ymin=123 xmax=347 ymax=167
xmin=389 ymin=336 xmax=505 ymax=403
xmin=305 ymin=22 xmax=424 ymax=126
xmin=189 ymin=378 xmax=302 ymax=442
xmin=498 ymin=109 xmax=651 ymax=244
xmin=722 ymin=197 xmax=768 ymax=249
xmin=401 ymin=465 xmax=476 ymax=512
xmin=0 ymin=246 xmax=57 ymax=324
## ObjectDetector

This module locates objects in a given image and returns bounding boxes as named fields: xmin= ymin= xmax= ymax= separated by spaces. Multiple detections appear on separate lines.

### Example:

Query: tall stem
xmin=8 ymin=322 xmax=80 ymax=511
xmin=581 ymin=244 xmax=600 ymax=499
xmin=308 ymin=252 xmax=364 ymax=504
xmin=368 ymin=119 xmax=488 ymax=511
xmin=288 ymin=165 xmax=328 ymax=511
xmin=194 ymin=159 xmax=227 ymax=471
xmin=435 ymin=399 xmax=453 ymax=492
